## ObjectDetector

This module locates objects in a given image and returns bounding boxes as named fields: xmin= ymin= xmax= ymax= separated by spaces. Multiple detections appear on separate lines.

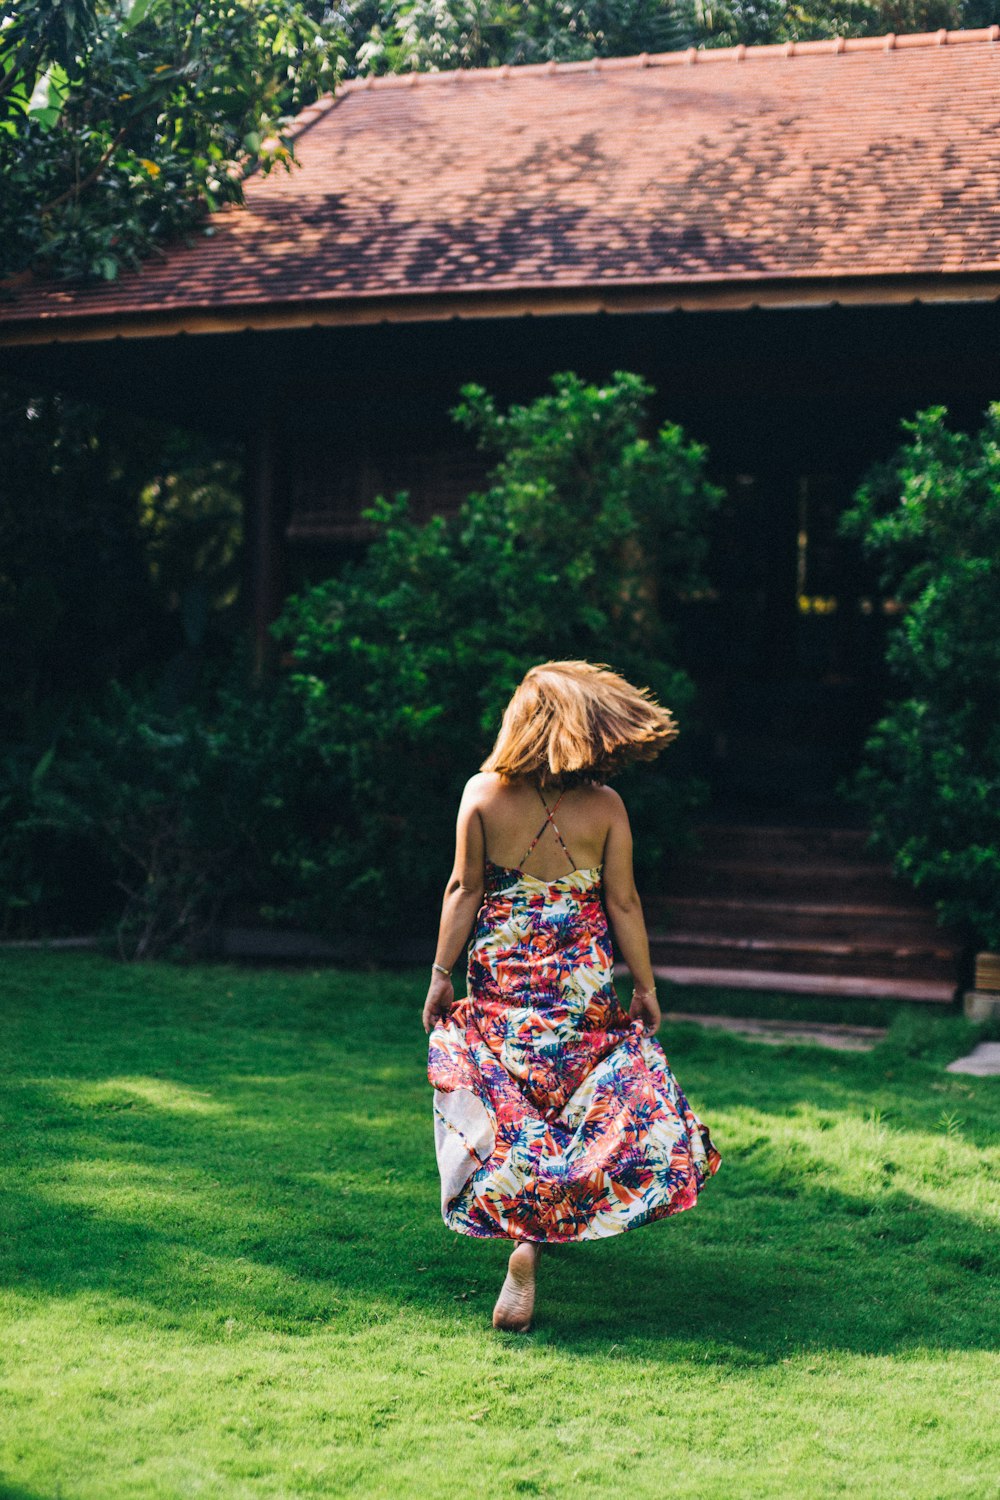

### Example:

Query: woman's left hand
xmin=629 ymin=984 xmax=661 ymax=1037
xmin=422 ymin=972 xmax=455 ymax=1034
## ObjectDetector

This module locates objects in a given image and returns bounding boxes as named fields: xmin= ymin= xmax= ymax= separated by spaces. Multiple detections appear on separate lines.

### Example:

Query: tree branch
xmin=38 ymin=123 xmax=131 ymax=214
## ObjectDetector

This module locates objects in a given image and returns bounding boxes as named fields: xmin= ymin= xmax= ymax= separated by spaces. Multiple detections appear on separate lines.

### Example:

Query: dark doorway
xmin=676 ymin=466 xmax=894 ymax=821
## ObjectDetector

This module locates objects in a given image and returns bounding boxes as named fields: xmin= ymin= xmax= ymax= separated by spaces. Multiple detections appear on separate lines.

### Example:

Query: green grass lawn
xmin=1 ymin=953 xmax=998 ymax=1499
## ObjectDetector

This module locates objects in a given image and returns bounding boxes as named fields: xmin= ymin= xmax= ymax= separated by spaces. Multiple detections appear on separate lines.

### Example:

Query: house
xmin=5 ymin=26 xmax=999 ymax=995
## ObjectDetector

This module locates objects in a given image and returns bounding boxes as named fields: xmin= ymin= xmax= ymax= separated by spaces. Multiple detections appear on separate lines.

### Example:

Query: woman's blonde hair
xmin=481 ymin=660 xmax=678 ymax=785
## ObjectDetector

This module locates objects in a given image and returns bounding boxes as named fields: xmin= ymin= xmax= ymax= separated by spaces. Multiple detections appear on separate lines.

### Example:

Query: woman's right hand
xmin=629 ymin=984 xmax=661 ymax=1037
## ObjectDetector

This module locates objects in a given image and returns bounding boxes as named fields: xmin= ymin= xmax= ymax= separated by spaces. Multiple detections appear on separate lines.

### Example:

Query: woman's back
xmin=471 ymin=772 xmax=615 ymax=881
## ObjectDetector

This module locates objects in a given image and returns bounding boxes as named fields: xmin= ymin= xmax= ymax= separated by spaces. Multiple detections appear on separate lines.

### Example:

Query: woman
xmin=424 ymin=660 xmax=721 ymax=1332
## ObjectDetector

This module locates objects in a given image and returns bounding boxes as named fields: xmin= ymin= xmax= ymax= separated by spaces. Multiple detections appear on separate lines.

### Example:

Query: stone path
xmin=664 ymin=1011 xmax=887 ymax=1051
xmin=945 ymin=1041 xmax=1000 ymax=1076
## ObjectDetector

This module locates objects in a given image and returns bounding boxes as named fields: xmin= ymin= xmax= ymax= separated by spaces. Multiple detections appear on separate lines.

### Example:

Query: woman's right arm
xmin=422 ymin=776 xmax=487 ymax=1035
xmin=601 ymin=790 xmax=661 ymax=1035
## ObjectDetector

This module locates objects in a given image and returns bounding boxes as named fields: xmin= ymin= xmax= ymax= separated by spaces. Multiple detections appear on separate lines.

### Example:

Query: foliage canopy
xmin=0 ymin=0 xmax=343 ymax=282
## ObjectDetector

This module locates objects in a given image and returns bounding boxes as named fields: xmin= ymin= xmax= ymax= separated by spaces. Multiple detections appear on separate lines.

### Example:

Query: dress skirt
xmin=427 ymin=860 xmax=721 ymax=1243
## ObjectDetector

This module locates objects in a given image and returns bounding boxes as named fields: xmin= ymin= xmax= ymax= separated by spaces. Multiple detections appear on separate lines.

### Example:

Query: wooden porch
xmin=646 ymin=822 xmax=961 ymax=1003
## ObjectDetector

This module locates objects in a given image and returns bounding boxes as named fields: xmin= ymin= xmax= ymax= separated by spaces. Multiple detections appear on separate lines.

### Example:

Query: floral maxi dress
xmin=427 ymin=798 xmax=722 ymax=1243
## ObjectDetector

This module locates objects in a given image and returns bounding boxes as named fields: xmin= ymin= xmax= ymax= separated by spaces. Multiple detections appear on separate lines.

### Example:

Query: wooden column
xmin=245 ymin=411 xmax=285 ymax=679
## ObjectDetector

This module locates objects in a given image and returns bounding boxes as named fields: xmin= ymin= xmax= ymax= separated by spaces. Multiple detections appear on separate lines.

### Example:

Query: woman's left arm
xmin=422 ymin=777 xmax=487 ymax=1034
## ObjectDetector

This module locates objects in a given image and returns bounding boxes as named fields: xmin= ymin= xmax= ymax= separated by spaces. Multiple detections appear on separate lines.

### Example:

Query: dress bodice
xmin=483 ymin=857 xmax=603 ymax=902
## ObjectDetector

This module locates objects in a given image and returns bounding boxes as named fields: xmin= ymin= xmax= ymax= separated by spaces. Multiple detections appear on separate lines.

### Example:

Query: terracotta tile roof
xmin=5 ymin=26 xmax=1000 ymax=340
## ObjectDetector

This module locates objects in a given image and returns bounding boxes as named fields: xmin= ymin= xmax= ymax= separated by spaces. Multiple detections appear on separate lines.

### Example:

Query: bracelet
xmin=431 ymin=961 xmax=452 ymax=978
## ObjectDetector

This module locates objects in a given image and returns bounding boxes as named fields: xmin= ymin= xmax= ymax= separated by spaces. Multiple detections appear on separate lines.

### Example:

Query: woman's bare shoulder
xmin=585 ymin=782 xmax=627 ymax=816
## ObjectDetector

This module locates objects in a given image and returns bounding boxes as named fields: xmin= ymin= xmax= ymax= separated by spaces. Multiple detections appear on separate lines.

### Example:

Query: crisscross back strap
xmin=518 ymin=786 xmax=575 ymax=871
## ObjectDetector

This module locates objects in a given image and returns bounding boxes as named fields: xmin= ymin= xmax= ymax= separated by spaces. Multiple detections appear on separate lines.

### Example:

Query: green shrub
xmin=6 ymin=665 xmax=317 ymax=958
xmin=18 ymin=683 xmax=230 ymax=959
xmin=272 ymin=370 xmax=724 ymax=942
xmin=0 ymin=741 xmax=113 ymax=939
xmin=840 ymin=403 xmax=1000 ymax=949
xmin=0 ymin=386 xmax=245 ymax=743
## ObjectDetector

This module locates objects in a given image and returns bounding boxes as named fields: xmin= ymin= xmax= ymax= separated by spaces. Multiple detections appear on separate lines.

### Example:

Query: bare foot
xmin=492 ymin=1242 xmax=541 ymax=1332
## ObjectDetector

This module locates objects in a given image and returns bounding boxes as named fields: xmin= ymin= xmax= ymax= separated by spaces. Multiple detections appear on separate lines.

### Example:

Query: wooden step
xmin=642 ymin=822 xmax=963 ymax=1003
xmin=649 ymin=931 xmax=958 ymax=982
xmin=645 ymin=964 xmax=958 ymax=1005
xmin=659 ymin=859 xmax=921 ymax=905
xmin=649 ymin=896 xmax=957 ymax=946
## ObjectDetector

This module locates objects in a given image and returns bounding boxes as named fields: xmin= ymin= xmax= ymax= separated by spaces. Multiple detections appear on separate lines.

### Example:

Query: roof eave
xmin=3 ymin=270 xmax=1000 ymax=348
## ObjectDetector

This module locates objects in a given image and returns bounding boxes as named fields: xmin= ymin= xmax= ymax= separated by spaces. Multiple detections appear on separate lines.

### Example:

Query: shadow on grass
xmin=4 ymin=1048 xmax=998 ymax=1364
xmin=0 ymin=1480 xmax=54 ymax=1500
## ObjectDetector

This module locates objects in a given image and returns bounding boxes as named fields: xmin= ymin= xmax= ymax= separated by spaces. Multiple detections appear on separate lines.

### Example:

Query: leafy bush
xmin=272 ymin=370 xmax=724 ymax=943
xmin=0 ymin=386 xmax=246 ymax=744
xmin=10 ymin=664 xmax=329 ymax=958
xmin=0 ymin=740 xmax=114 ymax=939
xmin=17 ymin=682 xmax=234 ymax=958
xmin=840 ymin=403 xmax=1000 ymax=950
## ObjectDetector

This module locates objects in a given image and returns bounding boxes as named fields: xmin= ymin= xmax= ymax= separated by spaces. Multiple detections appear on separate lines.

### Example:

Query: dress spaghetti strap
xmin=518 ymin=786 xmax=576 ymax=872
